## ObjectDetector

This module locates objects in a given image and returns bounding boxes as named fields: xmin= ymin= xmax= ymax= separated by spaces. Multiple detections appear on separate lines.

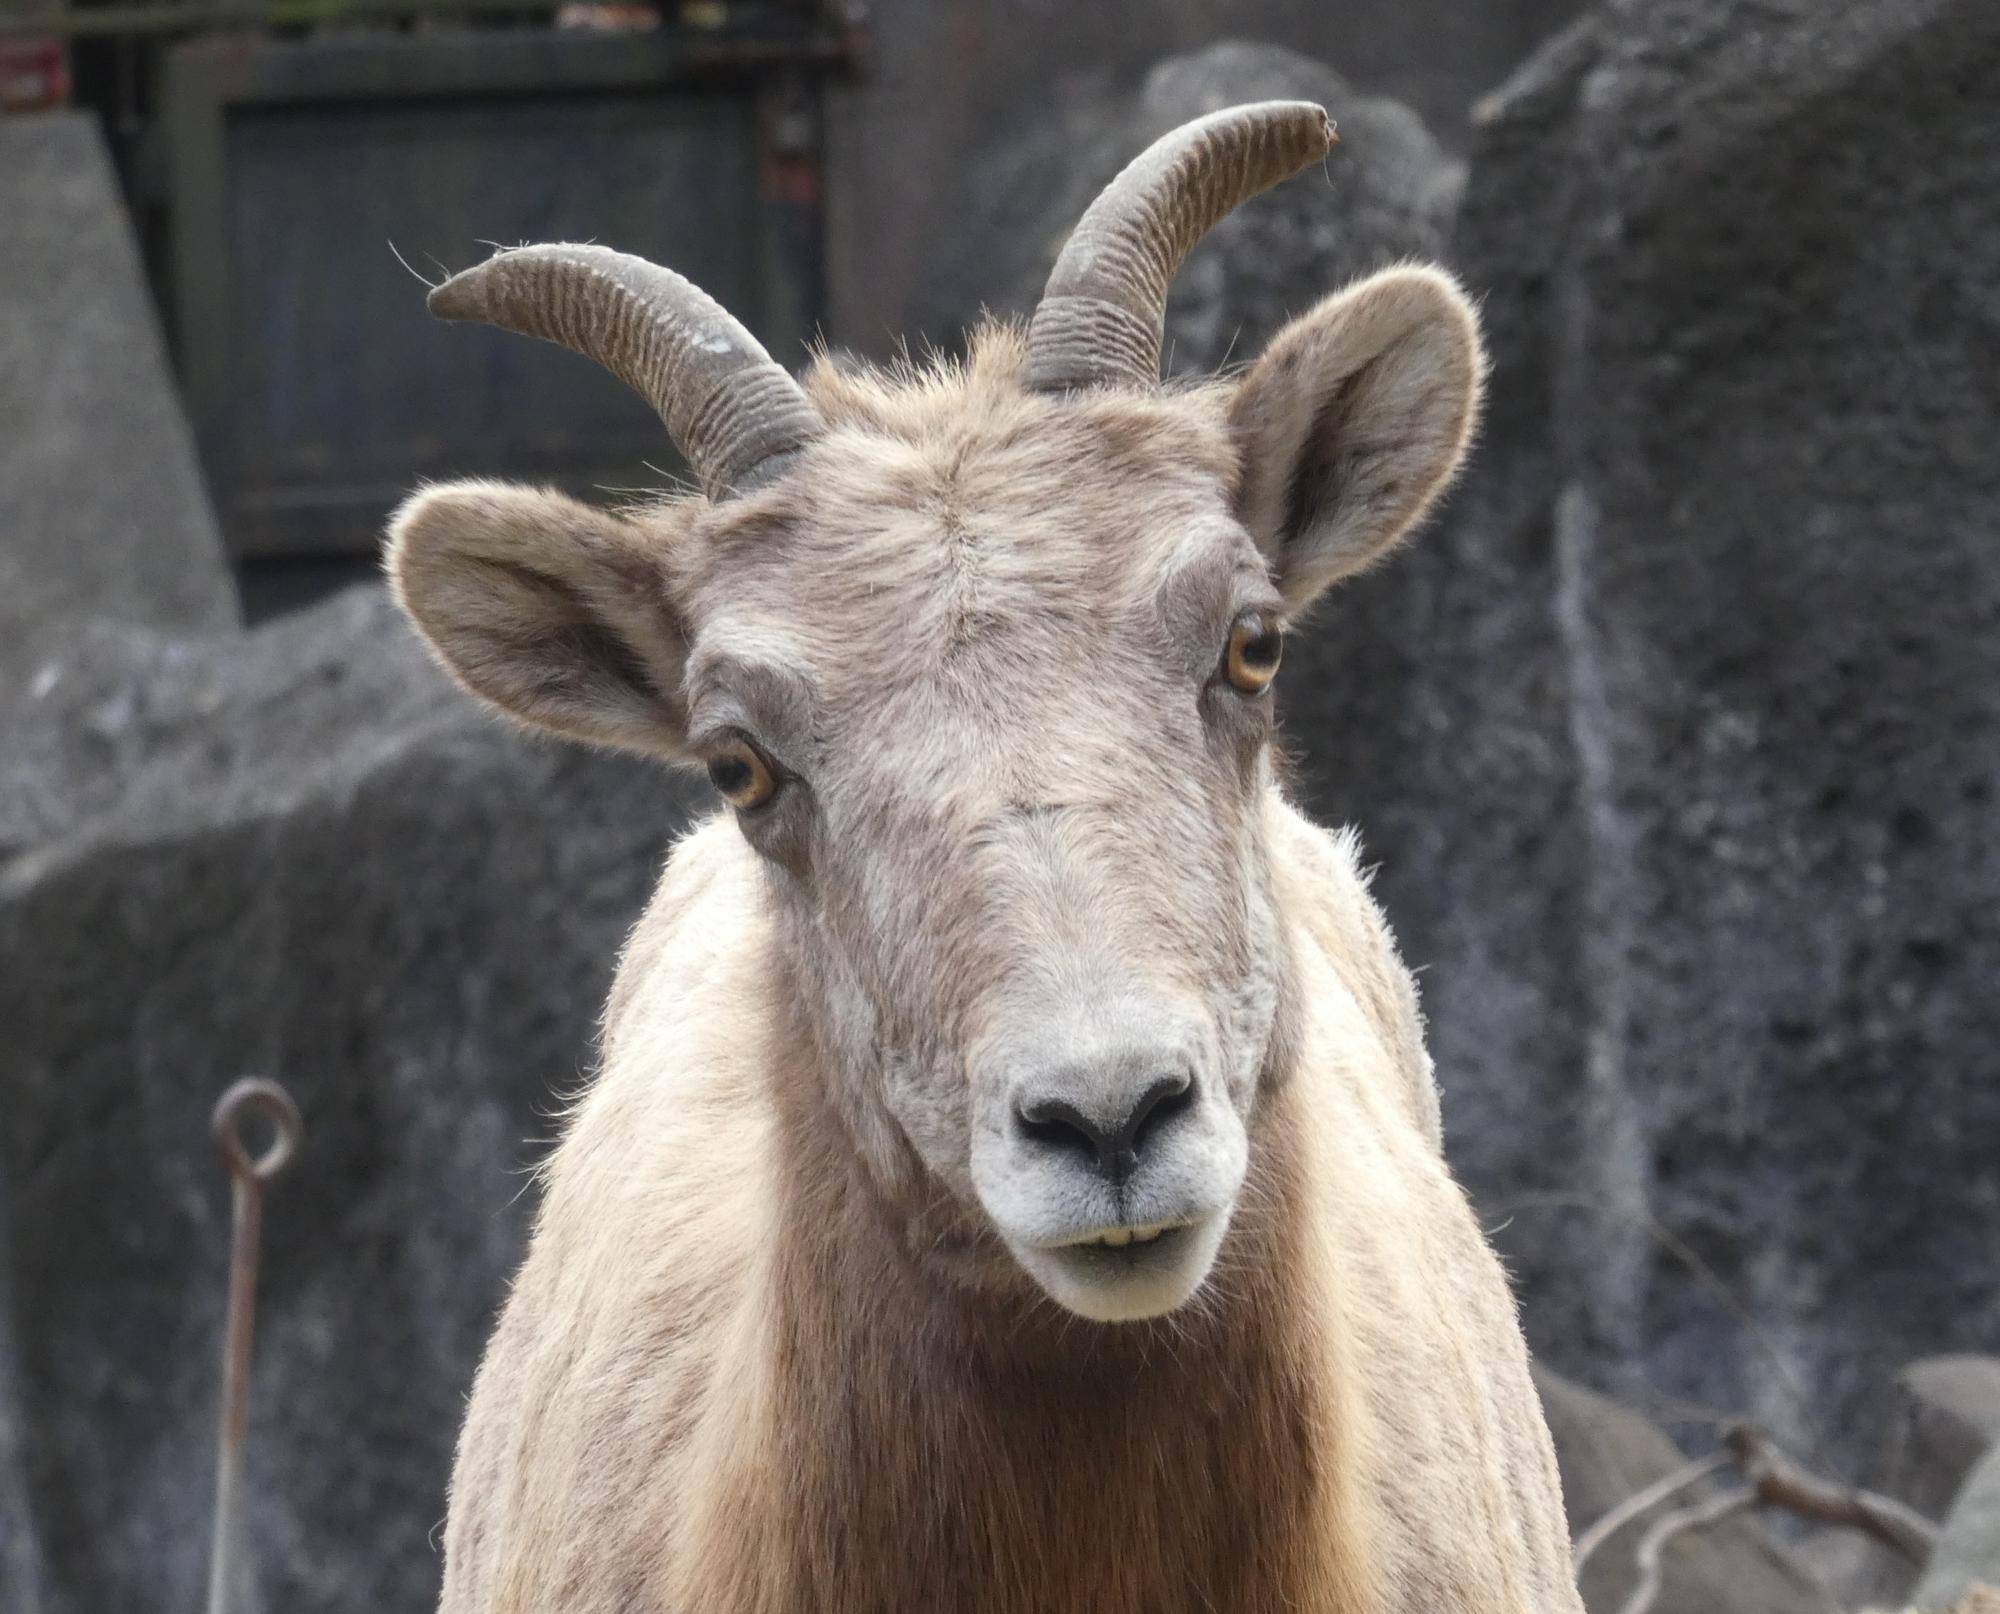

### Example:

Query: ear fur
xmin=1229 ymin=265 xmax=1486 ymax=612
xmin=385 ymin=480 xmax=691 ymax=756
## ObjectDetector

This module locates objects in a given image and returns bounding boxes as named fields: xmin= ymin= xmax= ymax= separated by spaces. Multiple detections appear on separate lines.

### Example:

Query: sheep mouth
xmin=1009 ymin=1216 xmax=1230 ymax=1321
xmin=1044 ymin=1224 xmax=1195 ymax=1276
xmin=1048 ymin=1220 xmax=1186 ymax=1251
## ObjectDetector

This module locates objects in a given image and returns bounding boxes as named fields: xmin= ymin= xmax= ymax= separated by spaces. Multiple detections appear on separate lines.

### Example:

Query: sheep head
xmin=387 ymin=102 xmax=1484 ymax=1323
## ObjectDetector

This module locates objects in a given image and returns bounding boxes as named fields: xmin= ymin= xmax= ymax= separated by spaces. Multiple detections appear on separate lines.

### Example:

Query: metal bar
xmin=2 ymin=0 xmax=870 ymax=45
xmin=160 ymin=24 xmax=856 ymax=108
xmin=6 ymin=1 xmax=553 ymax=39
xmin=205 ymin=1078 xmax=304 ymax=1614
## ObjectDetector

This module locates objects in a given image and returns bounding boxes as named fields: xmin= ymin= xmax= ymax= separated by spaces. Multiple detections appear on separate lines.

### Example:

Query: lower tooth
xmin=1101 ymin=1229 xmax=1132 ymax=1248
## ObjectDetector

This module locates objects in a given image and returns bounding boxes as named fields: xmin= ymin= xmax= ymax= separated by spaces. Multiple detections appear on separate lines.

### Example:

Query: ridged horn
xmin=1026 ymin=101 xmax=1337 ymax=393
xmin=427 ymin=243 xmax=823 ymax=499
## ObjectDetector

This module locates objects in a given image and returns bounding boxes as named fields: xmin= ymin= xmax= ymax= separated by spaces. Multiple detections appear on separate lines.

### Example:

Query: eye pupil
xmin=1225 ymin=613 xmax=1283 ymax=693
xmin=705 ymin=739 xmax=778 ymax=810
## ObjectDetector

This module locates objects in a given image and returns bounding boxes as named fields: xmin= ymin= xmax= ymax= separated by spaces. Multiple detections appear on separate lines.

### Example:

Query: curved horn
xmin=1026 ymin=101 xmax=1336 ymax=394
xmin=427 ymin=243 xmax=822 ymax=499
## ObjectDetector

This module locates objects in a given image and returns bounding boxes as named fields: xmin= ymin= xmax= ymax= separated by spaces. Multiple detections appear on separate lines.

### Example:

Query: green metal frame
xmin=9 ymin=2 xmax=558 ymax=40
xmin=151 ymin=17 xmax=854 ymax=554
xmin=163 ymin=25 xmax=835 ymax=459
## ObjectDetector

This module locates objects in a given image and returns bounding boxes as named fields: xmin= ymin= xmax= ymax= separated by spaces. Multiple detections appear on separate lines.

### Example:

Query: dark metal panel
xmin=163 ymin=28 xmax=838 ymax=557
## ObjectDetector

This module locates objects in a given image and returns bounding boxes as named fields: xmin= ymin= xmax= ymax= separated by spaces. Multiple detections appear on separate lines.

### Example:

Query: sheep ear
xmin=1229 ymin=266 xmax=1485 ymax=613
xmin=386 ymin=480 xmax=691 ymax=757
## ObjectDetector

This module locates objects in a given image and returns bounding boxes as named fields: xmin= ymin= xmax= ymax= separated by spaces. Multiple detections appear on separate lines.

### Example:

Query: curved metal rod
xmin=1615 ymin=1486 xmax=1756 ymax=1614
xmin=205 ymin=1078 xmax=304 ymax=1614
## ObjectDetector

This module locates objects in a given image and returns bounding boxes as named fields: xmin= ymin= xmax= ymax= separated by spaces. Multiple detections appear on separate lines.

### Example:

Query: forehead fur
xmin=676 ymin=323 xmax=1253 ymax=659
xmin=798 ymin=321 xmax=1235 ymax=465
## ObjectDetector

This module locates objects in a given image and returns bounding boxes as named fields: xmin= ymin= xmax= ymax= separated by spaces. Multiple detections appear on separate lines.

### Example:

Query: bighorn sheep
xmin=388 ymin=101 xmax=1584 ymax=1614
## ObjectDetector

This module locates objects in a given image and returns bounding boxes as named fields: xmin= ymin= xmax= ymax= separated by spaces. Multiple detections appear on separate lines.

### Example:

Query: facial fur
xmin=389 ymin=269 xmax=1485 ymax=1323
xmin=651 ymin=336 xmax=1292 ymax=1319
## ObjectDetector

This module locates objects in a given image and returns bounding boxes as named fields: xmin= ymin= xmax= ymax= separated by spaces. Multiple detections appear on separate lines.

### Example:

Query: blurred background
xmin=1 ymin=1 xmax=1995 ymax=1611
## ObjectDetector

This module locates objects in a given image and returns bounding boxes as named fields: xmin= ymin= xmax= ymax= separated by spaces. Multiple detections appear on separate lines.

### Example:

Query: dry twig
xmin=1572 ymin=1451 xmax=1731 ymax=1575
xmin=1724 ymin=1423 xmax=1938 ymax=1564
xmin=1616 ymin=1486 xmax=1756 ymax=1614
xmin=1577 ymin=1420 xmax=1944 ymax=1614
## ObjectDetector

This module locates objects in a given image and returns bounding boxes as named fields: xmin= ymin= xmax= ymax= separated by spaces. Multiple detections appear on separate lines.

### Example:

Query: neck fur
xmin=705 ymin=1042 xmax=1378 ymax=1614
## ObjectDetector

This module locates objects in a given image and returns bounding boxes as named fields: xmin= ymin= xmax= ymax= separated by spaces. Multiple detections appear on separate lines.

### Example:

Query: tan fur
xmin=434 ymin=807 xmax=1575 ymax=1612
xmin=388 ymin=270 xmax=1585 ymax=1613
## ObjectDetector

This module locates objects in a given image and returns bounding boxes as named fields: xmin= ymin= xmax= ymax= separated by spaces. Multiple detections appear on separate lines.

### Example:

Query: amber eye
xmin=1224 ymin=613 xmax=1283 ymax=694
xmin=705 ymin=735 xmax=779 ymax=811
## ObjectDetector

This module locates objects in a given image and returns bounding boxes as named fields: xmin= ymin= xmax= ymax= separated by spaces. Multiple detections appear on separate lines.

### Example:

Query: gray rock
xmin=1 ymin=593 xmax=438 ymax=858
xmin=0 ymin=112 xmax=235 ymax=696
xmin=1281 ymin=0 xmax=2000 ymax=1471
xmin=1824 ymin=1354 xmax=2000 ymax=1606
xmin=1533 ymin=1365 xmax=1831 ymax=1614
xmin=1916 ymin=1447 xmax=2000 ymax=1611
xmin=931 ymin=41 xmax=1460 ymax=372
xmin=825 ymin=0 xmax=1593 ymax=354
xmin=1884 ymin=1360 xmax=2000 ymax=1525
xmin=0 ymin=585 xmax=704 ymax=1614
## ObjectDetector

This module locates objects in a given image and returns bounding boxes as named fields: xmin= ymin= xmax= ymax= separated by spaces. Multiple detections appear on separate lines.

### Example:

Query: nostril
xmin=1016 ymin=1098 xmax=1102 ymax=1167
xmin=1015 ymin=1072 xmax=1195 ymax=1183
xmin=1127 ymin=1073 xmax=1194 ymax=1160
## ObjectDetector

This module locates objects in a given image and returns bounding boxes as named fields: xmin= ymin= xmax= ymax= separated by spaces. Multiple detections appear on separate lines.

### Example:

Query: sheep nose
xmin=1015 ymin=1070 xmax=1194 ymax=1184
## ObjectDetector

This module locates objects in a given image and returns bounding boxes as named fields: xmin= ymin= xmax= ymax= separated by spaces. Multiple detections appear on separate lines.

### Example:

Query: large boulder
xmin=1534 ymin=1365 xmax=1831 ymax=1614
xmin=1281 ymin=0 xmax=2000 ymax=1470
xmin=0 ymin=585 xmax=702 ymax=1614
xmin=1881 ymin=1360 xmax=2000 ymax=1526
xmin=1822 ymin=1355 xmax=2000 ymax=1607
xmin=0 ymin=111 xmax=235 ymax=697
xmin=1915 ymin=1449 xmax=2000 ymax=1612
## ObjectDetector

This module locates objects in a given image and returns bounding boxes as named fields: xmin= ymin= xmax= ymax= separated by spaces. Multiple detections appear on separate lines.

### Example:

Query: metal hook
xmin=205 ymin=1078 xmax=303 ymax=1614
xmin=212 ymin=1078 xmax=303 ymax=1187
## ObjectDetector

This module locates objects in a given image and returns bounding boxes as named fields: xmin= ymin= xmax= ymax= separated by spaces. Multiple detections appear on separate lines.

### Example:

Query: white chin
xmin=1015 ymin=1214 xmax=1230 ymax=1323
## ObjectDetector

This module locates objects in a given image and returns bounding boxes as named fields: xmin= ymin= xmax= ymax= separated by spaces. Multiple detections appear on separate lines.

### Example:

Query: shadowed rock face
xmin=1918 ymin=1445 xmax=2000 ymax=1610
xmin=1 ymin=589 xmax=703 ymax=1614
xmin=1808 ymin=1355 xmax=2000 ymax=1608
xmin=1285 ymin=0 xmax=2000 ymax=1469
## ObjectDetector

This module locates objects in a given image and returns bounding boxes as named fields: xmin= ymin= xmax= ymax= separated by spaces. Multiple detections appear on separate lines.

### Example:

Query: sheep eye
xmin=1224 ymin=612 xmax=1283 ymax=694
xmin=706 ymin=736 xmax=779 ymax=811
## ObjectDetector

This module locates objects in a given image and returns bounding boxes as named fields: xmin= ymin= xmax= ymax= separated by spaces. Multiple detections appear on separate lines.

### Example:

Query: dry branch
xmin=1576 ymin=1418 xmax=1945 ymax=1614
xmin=1616 ymin=1486 xmax=1756 ymax=1614
xmin=1724 ymin=1423 xmax=1938 ymax=1564
xmin=1572 ymin=1451 xmax=1731 ymax=1575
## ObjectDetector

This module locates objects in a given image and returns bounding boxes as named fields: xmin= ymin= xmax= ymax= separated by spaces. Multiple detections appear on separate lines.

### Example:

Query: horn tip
xmin=426 ymin=269 xmax=486 ymax=323
xmin=1248 ymin=98 xmax=1337 ymax=155
xmin=1290 ymin=100 xmax=1337 ymax=153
